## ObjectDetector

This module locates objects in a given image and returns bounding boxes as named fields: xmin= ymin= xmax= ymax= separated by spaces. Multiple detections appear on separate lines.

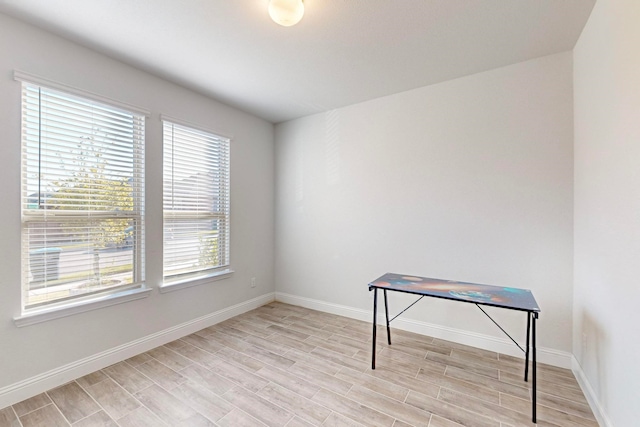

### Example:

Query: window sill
xmin=14 ymin=286 xmax=153 ymax=327
xmin=160 ymin=269 xmax=234 ymax=293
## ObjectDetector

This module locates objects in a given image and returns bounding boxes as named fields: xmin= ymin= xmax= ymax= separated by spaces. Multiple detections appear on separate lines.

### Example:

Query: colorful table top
xmin=369 ymin=273 xmax=540 ymax=312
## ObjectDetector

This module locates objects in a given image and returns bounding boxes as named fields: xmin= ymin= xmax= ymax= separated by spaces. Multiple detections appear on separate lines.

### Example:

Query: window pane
xmin=21 ymin=83 xmax=145 ymax=311
xmin=163 ymin=121 xmax=230 ymax=281
xmin=24 ymin=219 xmax=139 ymax=308
xmin=163 ymin=218 xmax=224 ymax=276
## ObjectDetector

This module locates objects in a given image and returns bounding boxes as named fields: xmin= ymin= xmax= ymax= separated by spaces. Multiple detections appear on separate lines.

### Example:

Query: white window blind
xmin=21 ymin=82 xmax=145 ymax=311
xmin=163 ymin=121 xmax=230 ymax=282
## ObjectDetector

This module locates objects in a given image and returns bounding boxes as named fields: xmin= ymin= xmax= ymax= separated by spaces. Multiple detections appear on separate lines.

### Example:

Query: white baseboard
xmin=572 ymin=356 xmax=612 ymax=427
xmin=0 ymin=292 xmax=275 ymax=409
xmin=275 ymin=291 xmax=573 ymax=369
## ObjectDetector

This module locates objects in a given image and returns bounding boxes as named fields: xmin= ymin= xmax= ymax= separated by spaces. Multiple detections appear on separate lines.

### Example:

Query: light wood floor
xmin=0 ymin=302 xmax=597 ymax=427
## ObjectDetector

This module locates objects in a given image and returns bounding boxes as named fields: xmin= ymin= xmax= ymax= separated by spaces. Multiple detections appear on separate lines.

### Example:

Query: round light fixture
xmin=268 ymin=0 xmax=304 ymax=27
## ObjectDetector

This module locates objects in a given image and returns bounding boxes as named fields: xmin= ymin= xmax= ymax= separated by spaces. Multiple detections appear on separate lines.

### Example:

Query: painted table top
xmin=369 ymin=273 xmax=540 ymax=312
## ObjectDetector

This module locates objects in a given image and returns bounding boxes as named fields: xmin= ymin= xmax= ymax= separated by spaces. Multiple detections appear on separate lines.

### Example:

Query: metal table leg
xmin=532 ymin=312 xmax=537 ymax=423
xmin=372 ymin=287 xmax=377 ymax=370
xmin=384 ymin=289 xmax=391 ymax=345
xmin=525 ymin=312 xmax=531 ymax=382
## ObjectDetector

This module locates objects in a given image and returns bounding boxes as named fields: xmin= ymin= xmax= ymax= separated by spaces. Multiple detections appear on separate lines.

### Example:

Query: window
xmin=162 ymin=120 xmax=230 ymax=284
xmin=21 ymin=82 xmax=145 ymax=312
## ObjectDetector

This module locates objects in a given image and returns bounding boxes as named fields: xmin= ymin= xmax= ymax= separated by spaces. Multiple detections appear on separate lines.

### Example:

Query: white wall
xmin=275 ymin=52 xmax=574 ymax=356
xmin=0 ymin=13 xmax=275 ymax=402
xmin=573 ymin=0 xmax=640 ymax=425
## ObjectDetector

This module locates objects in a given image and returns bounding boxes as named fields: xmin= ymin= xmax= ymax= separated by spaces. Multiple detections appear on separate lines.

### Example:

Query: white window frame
xmin=15 ymin=72 xmax=150 ymax=324
xmin=161 ymin=117 xmax=232 ymax=291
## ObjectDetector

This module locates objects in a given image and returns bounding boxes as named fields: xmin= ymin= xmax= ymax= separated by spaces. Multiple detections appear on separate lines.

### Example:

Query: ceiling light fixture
xmin=268 ymin=0 xmax=304 ymax=27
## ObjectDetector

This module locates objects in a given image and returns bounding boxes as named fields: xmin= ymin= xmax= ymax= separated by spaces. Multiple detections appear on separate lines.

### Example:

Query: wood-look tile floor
xmin=0 ymin=302 xmax=597 ymax=427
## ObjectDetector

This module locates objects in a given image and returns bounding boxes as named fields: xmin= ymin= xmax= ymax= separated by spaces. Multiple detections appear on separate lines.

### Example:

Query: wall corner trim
xmin=572 ymin=356 xmax=614 ymax=427
xmin=0 ymin=292 xmax=275 ymax=409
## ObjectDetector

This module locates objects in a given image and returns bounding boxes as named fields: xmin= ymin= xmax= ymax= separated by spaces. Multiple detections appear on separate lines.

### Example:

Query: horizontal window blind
xmin=21 ymin=83 xmax=145 ymax=310
xmin=163 ymin=121 xmax=230 ymax=281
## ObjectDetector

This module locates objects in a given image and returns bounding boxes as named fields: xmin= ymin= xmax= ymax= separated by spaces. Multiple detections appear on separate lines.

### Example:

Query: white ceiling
xmin=0 ymin=0 xmax=595 ymax=123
